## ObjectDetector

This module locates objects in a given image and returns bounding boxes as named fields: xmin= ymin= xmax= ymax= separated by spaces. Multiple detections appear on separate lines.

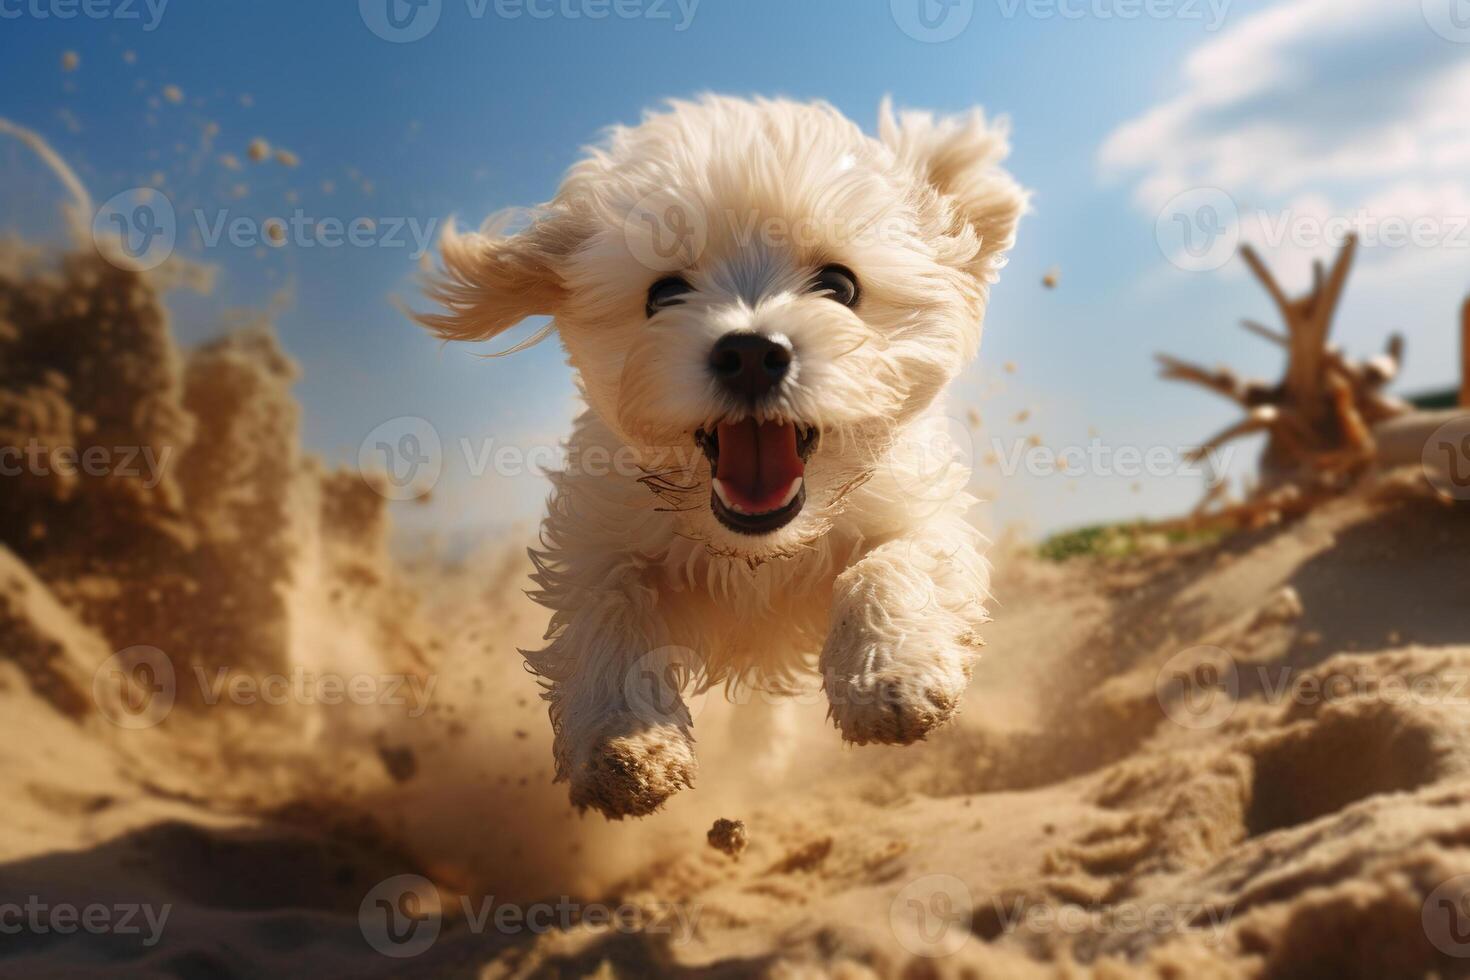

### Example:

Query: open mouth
xmin=695 ymin=421 xmax=819 ymax=535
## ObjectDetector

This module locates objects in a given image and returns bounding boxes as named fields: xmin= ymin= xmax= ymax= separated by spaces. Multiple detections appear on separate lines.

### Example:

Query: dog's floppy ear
xmin=878 ymin=98 xmax=1027 ymax=281
xmin=415 ymin=210 xmax=583 ymax=347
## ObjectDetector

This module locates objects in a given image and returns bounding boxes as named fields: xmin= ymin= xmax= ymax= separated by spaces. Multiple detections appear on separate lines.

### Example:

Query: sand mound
xmin=466 ymin=479 xmax=1467 ymax=979
xmin=2 ymin=245 xmax=1470 ymax=978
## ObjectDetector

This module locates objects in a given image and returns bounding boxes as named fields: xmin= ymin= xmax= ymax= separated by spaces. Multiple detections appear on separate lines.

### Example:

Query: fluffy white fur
xmin=417 ymin=95 xmax=1026 ymax=818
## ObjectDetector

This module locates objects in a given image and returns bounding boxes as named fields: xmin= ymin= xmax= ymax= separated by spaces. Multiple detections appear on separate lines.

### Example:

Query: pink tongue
xmin=715 ymin=420 xmax=803 ymax=512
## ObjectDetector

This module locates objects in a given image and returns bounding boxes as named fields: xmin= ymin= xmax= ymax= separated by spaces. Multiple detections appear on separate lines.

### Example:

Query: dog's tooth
xmin=712 ymin=479 xmax=748 ymax=515
xmin=777 ymin=477 xmax=803 ymax=509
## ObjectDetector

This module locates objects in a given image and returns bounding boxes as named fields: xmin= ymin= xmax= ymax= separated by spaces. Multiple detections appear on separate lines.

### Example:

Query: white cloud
xmin=1101 ymin=0 xmax=1470 ymax=392
xmin=1101 ymin=0 xmax=1470 ymax=219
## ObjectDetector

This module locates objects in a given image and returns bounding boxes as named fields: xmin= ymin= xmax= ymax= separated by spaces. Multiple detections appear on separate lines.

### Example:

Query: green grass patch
xmin=1038 ymin=521 xmax=1227 ymax=562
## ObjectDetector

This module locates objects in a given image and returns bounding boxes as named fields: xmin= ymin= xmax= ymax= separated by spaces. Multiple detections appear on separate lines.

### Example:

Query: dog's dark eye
xmin=808 ymin=265 xmax=859 ymax=307
xmin=646 ymin=276 xmax=692 ymax=318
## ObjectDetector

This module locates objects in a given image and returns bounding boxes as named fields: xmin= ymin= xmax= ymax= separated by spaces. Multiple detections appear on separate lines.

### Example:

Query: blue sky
xmin=3 ymin=0 xmax=1467 ymax=542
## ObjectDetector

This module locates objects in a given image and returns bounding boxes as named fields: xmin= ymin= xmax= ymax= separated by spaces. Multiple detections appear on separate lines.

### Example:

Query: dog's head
xmin=419 ymin=95 xmax=1024 ymax=559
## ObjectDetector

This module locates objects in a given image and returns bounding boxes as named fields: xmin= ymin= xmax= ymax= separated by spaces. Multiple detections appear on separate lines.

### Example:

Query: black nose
xmin=708 ymin=332 xmax=791 ymax=402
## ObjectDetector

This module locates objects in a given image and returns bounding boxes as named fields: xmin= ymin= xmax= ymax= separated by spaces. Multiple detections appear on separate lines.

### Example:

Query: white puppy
xmin=417 ymin=95 xmax=1025 ymax=818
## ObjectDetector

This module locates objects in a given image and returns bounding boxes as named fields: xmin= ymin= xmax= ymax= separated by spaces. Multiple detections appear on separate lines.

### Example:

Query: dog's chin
xmin=696 ymin=420 xmax=819 ymax=540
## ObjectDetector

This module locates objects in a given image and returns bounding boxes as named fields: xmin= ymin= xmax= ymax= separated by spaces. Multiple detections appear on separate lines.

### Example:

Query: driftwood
xmin=1158 ymin=235 xmax=1411 ymax=488
xmin=1155 ymin=234 xmax=1470 ymax=532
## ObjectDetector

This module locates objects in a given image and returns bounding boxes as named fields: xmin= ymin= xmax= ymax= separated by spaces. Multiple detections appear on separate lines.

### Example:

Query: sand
xmin=2 ymin=244 xmax=1470 ymax=979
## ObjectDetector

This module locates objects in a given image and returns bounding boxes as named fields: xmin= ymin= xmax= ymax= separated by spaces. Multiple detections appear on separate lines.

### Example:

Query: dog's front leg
xmin=820 ymin=519 xmax=989 ymax=745
xmin=530 ymin=576 xmax=698 ymax=819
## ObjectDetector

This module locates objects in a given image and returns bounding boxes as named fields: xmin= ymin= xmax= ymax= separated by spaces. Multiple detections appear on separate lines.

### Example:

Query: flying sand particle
xmin=707 ymin=818 xmax=748 ymax=859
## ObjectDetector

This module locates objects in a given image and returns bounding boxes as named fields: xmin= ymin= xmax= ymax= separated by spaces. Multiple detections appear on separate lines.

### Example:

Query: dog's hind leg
xmin=819 ymin=515 xmax=990 ymax=745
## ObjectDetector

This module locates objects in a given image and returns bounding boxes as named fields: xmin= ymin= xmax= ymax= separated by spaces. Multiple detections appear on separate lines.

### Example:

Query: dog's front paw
xmin=824 ymin=667 xmax=967 ymax=745
xmin=820 ymin=613 xmax=974 ymax=746
xmin=567 ymin=719 xmax=697 ymax=819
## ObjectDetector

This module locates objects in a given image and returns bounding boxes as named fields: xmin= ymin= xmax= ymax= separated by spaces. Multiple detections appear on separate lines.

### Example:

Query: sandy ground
xmin=3 ymin=245 xmax=1470 ymax=979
